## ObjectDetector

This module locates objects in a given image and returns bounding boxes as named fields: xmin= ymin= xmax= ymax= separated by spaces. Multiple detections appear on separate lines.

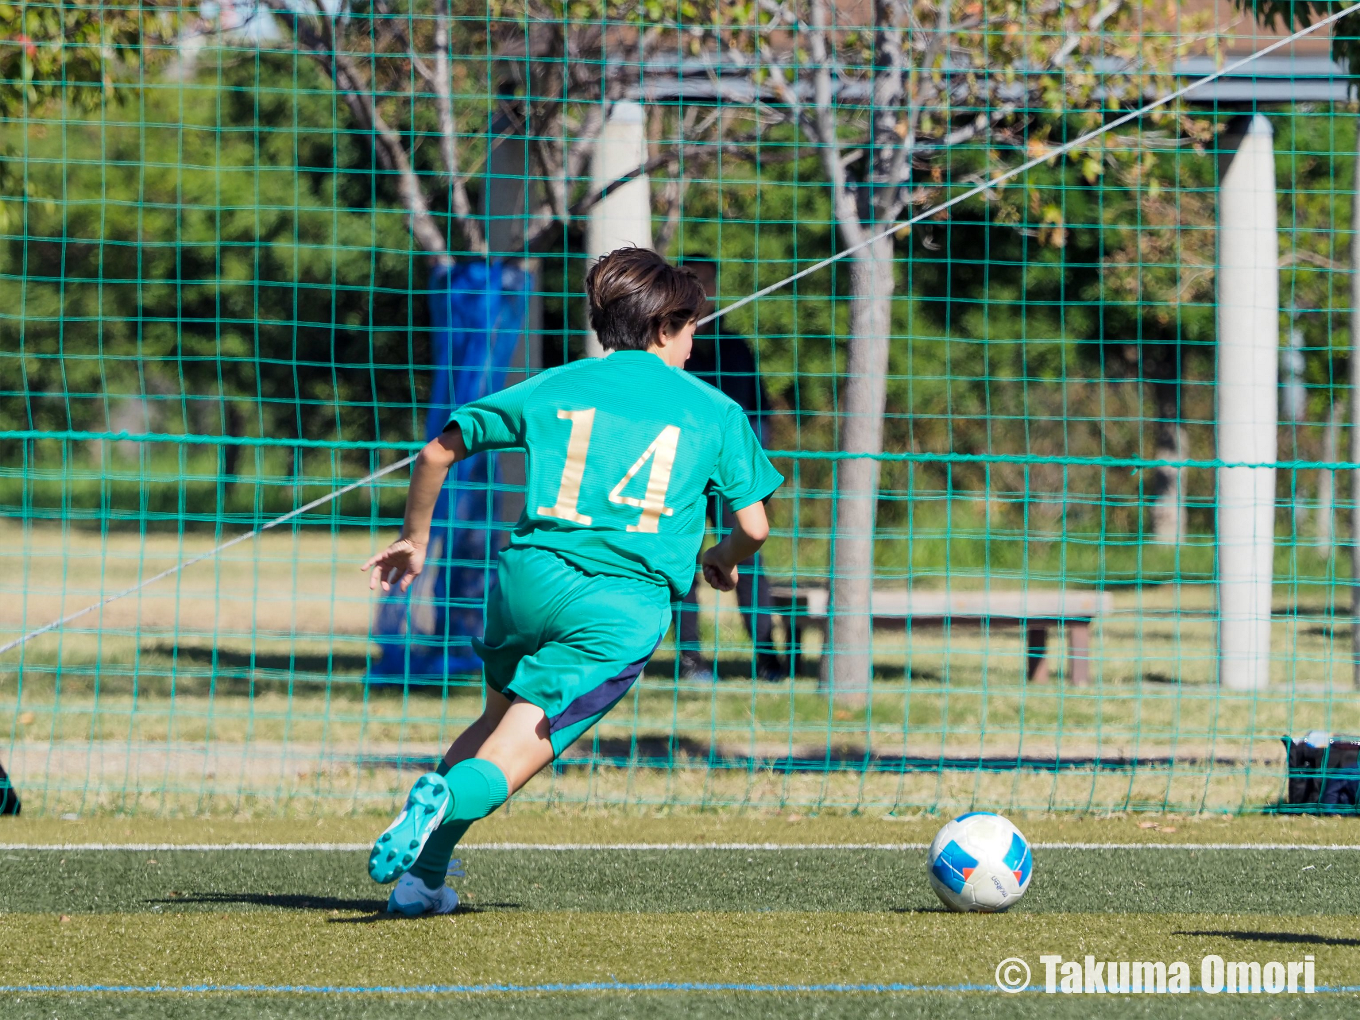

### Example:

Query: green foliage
xmin=3 ymin=19 xmax=1355 ymax=574
xmin=0 ymin=50 xmax=424 ymax=449
xmin=665 ymin=104 xmax=1357 ymax=575
xmin=1235 ymin=0 xmax=1360 ymax=72
xmin=0 ymin=0 xmax=176 ymax=117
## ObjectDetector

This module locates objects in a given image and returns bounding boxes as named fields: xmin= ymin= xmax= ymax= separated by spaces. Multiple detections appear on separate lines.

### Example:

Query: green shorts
xmin=473 ymin=546 xmax=672 ymax=756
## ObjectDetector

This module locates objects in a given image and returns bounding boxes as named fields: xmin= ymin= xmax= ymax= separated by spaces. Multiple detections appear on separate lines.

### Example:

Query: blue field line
xmin=5 ymin=981 xmax=1360 ymax=996
xmin=0 ymin=981 xmax=1000 ymax=995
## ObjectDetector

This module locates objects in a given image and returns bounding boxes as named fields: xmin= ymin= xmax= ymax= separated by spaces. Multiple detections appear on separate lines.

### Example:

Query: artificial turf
xmin=2 ymin=815 xmax=1359 ymax=1017
xmin=4 ymin=909 xmax=1360 ymax=987
xmin=3 ymin=846 xmax=1360 ymax=914
xmin=0 ymin=993 xmax=1350 ymax=1020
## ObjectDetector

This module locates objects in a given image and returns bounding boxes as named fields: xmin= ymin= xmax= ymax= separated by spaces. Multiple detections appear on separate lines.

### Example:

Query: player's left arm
xmin=701 ymin=500 xmax=769 ymax=593
xmin=362 ymin=428 xmax=468 ymax=592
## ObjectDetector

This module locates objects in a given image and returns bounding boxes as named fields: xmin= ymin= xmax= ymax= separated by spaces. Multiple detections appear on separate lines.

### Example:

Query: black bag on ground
xmin=1282 ymin=733 xmax=1360 ymax=812
xmin=0 ymin=760 xmax=19 ymax=816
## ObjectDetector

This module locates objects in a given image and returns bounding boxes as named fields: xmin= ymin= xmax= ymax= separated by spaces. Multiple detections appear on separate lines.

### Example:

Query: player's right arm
xmin=362 ymin=367 xmax=550 ymax=592
xmin=362 ymin=428 xmax=468 ymax=592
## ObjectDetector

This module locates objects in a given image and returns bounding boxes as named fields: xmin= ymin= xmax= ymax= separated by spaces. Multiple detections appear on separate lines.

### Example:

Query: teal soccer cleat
xmin=368 ymin=771 xmax=452 ymax=884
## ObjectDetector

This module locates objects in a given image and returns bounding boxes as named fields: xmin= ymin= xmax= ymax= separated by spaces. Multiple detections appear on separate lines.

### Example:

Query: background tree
xmin=0 ymin=0 xmax=176 ymax=112
xmin=0 ymin=0 xmax=178 ymax=209
xmin=0 ymin=0 xmax=180 ymax=459
xmin=700 ymin=0 xmax=1204 ymax=700
xmin=0 ymin=56 xmax=417 ymax=487
xmin=257 ymin=0 xmax=736 ymax=264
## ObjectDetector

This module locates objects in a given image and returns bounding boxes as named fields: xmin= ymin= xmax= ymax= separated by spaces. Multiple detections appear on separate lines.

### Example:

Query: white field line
xmin=4 ymin=841 xmax=1360 ymax=852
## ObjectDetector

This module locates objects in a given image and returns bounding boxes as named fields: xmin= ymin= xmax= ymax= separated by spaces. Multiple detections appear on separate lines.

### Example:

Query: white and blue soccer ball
xmin=927 ymin=812 xmax=1033 ymax=912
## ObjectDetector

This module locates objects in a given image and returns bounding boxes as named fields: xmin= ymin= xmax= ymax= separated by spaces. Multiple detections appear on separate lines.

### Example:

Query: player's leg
xmin=504 ymin=570 xmax=670 ymax=765
xmin=371 ymin=551 xmax=535 ymax=890
xmin=437 ymin=688 xmax=514 ymax=768
xmin=387 ymin=685 xmax=654 ymax=917
xmin=384 ymin=691 xmax=528 ymax=915
xmin=471 ymin=696 xmax=555 ymax=789
xmin=679 ymin=494 xmax=723 ymax=681
xmin=369 ymin=689 xmax=522 ymax=884
xmin=380 ymin=549 xmax=666 ymax=912
xmin=397 ymin=688 xmax=513 ymax=895
xmin=721 ymin=504 xmax=785 ymax=680
xmin=401 ymin=693 xmax=554 ymax=888
xmin=676 ymin=586 xmax=709 ymax=681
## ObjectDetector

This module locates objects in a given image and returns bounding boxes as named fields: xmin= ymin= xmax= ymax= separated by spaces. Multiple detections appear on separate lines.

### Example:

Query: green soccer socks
xmin=408 ymin=758 xmax=509 ymax=889
xmin=407 ymin=817 xmax=473 ymax=889
xmin=444 ymin=758 xmax=510 ymax=819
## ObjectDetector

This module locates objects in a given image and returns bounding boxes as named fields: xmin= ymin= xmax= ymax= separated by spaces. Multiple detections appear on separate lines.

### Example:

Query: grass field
xmin=1 ymin=812 xmax=1359 ymax=1018
xmin=6 ymin=520 xmax=1360 ymax=1016
xmin=5 ymin=519 xmax=1360 ymax=815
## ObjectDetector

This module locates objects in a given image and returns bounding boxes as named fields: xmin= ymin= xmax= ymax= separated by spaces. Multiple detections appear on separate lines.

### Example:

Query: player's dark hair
xmin=585 ymin=247 xmax=705 ymax=352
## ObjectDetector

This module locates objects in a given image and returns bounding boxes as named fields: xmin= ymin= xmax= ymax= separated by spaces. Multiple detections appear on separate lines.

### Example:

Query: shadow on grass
xmin=1174 ymin=930 xmax=1360 ymax=947
xmin=152 ymin=892 xmax=387 ymax=912
xmin=327 ymin=903 xmax=523 ymax=924
xmin=645 ymin=655 xmax=820 ymax=682
xmin=1302 ymin=624 xmax=1347 ymax=639
xmin=649 ymin=654 xmax=921 ymax=683
xmin=152 ymin=644 xmax=372 ymax=677
xmin=538 ymin=735 xmax=1260 ymax=775
xmin=20 ymin=644 xmax=483 ymax=700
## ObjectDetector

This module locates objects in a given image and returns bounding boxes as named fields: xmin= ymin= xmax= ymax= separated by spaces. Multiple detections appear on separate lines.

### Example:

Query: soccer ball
xmin=927 ymin=812 xmax=1033 ymax=912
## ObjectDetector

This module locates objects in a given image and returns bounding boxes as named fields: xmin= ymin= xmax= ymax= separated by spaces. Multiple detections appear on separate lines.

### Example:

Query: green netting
xmin=4 ymin=0 xmax=1360 ymax=817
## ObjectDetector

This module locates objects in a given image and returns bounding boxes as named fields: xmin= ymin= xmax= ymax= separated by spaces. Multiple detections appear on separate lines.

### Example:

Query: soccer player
xmin=361 ymin=246 xmax=783 ymax=916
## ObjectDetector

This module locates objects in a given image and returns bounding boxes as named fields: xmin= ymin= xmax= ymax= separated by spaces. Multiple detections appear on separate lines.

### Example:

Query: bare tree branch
xmin=263 ymin=0 xmax=451 ymax=263
xmin=518 ymin=9 xmax=668 ymax=250
xmin=809 ymin=0 xmax=865 ymax=246
xmin=869 ymin=0 xmax=907 ymax=222
xmin=654 ymin=171 xmax=691 ymax=255
xmin=883 ymin=1 xmax=949 ymax=220
xmin=262 ymin=0 xmax=731 ymax=263
xmin=433 ymin=0 xmax=485 ymax=253
xmin=371 ymin=0 xmax=435 ymax=84
xmin=1052 ymin=0 xmax=1123 ymax=66
xmin=563 ymin=104 xmax=609 ymax=189
xmin=753 ymin=1 xmax=826 ymax=145
xmin=571 ymin=133 xmax=753 ymax=220
xmin=878 ymin=0 xmax=1128 ymax=221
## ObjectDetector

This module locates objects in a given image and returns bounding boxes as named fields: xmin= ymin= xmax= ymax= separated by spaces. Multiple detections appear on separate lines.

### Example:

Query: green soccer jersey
xmin=447 ymin=349 xmax=783 ymax=598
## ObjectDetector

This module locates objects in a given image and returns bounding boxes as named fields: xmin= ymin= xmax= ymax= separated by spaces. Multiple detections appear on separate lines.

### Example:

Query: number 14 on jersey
xmin=537 ymin=409 xmax=680 ymax=533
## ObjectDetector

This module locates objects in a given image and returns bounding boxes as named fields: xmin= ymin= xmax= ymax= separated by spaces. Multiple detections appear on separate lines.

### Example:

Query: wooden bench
xmin=768 ymin=587 xmax=1114 ymax=685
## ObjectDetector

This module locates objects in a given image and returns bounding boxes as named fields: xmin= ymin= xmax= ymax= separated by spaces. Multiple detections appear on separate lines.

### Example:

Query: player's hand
xmin=362 ymin=536 xmax=427 ymax=593
xmin=701 ymin=543 xmax=738 ymax=592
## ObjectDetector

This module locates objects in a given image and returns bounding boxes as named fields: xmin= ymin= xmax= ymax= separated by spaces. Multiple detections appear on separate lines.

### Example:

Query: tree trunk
xmin=1351 ymin=121 xmax=1360 ymax=688
xmin=1149 ymin=381 xmax=1188 ymax=545
xmin=821 ymin=231 xmax=895 ymax=704
xmin=1318 ymin=401 xmax=1342 ymax=555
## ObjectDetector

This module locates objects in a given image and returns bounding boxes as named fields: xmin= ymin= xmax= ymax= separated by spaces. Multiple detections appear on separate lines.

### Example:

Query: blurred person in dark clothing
xmin=676 ymin=257 xmax=786 ymax=683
